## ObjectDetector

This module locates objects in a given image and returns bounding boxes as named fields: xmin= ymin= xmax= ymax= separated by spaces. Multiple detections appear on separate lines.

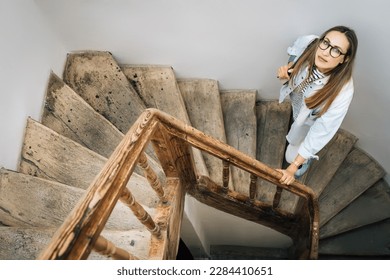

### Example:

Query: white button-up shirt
xmin=279 ymin=35 xmax=354 ymax=160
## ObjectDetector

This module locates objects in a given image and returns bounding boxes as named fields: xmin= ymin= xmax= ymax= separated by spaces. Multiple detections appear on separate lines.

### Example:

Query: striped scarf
xmin=290 ymin=67 xmax=324 ymax=120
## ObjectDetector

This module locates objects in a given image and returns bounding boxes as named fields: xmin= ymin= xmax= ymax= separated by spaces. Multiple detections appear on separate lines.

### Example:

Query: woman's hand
xmin=277 ymin=65 xmax=292 ymax=80
xmin=276 ymin=165 xmax=297 ymax=185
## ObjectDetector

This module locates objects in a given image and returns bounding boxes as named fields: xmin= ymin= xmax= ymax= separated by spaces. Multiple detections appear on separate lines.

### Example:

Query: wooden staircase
xmin=1 ymin=51 xmax=389 ymax=259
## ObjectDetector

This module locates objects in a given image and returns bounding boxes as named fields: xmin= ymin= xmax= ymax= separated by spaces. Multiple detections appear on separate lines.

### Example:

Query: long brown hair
xmin=289 ymin=26 xmax=358 ymax=116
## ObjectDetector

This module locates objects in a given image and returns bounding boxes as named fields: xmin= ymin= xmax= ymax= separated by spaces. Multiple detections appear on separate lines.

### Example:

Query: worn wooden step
xmin=121 ymin=65 xmax=208 ymax=177
xmin=121 ymin=65 xmax=188 ymax=122
xmin=279 ymin=128 xmax=358 ymax=212
xmin=302 ymin=129 xmax=358 ymax=195
xmin=19 ymin=119 xmax=160 ymax=209
xmin=42 ymin=71 xmax=124 ymax=158
xmin=255 ymin=100 xmax=291 ymax=204
xmin=63 ymin=51 xmax=146 ymax=134
xmin=0 ymin=168 xmax=157 ymax=230
xmin=41 ymin=72 xmax=163 ymax=178
xmin=177 ymin=78 xmax=228 ymax=186
xmin=0 ymin=227 xmax=151 ymax=260
xmin=319 ymin=147 xmax=386 ymax=226
xmin=319 ymin=218 xmax=390 ymax=257
xmin=220 ymin=90 xmax=257 ymax=195
xmin=320 ymin=178 xmax=390 ymax=239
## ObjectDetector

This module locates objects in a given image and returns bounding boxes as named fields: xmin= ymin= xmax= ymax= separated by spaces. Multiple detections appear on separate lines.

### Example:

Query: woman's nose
xmin=322 ymin=47 xmax=331 ymax=56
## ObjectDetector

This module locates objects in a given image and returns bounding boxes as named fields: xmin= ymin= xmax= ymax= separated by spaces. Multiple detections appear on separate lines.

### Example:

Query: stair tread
xmin=42 ymin=72 xmax=163 ymax=179
xmin=178 ymin=78 xmax=227 ymax=186
xmin=320 ymin=178 xmax=390 ymax=238
xmin=42 ymin=71 xmax=124 ymax=159
xmin=319 ymin=147 xmax=386 ymax=226
xmin=303 ymin=129 xmax=358 ymax=195
xmin=18 ymin=119 xmax=159 ymax=206
xmin=220 ymin=90 xmax=257 ymax=195
xmin=0 ymin=227 xmax=151 ymax=260
xmin=255 ymin=100 xmax=291 ymax=204
xmin=121 ymin=65 xmax=189 ymax=122
xmin=0 ymin=168 xmax=158 ymax=229
xmin=20 ymin=117 xmax=107 ymax=188
xmin=121 ymin=65 xmax=208 ymax=177
xmin=319 ymin=218 xmax=390 ymax=257
xmin=63 ymin=51 xmax=146 ymax=134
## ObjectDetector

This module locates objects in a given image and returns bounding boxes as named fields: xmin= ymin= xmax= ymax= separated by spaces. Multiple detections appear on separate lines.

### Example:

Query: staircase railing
xmin=38 ymin=109 xmax=319 ymax=260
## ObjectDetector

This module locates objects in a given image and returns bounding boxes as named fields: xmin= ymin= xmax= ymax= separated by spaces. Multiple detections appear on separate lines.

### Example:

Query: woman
xmin=276 ymin=26 xmax=358 ymax=185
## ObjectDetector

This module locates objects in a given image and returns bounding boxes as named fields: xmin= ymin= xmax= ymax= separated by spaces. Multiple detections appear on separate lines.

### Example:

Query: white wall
xmin=0 ymin=0 xmax=66 ymax=170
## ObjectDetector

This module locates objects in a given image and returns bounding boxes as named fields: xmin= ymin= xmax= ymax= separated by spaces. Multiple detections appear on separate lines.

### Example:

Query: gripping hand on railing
xmin=276 ymin=167 xmax=296 ymax=185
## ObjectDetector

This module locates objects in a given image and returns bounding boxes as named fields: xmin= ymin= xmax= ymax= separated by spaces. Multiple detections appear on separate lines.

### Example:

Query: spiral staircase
xmin=1 ymin=51 xmax=389 ymax=260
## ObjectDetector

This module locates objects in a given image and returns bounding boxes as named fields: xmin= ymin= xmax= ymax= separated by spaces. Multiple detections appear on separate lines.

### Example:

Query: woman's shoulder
xmin=287 ymin=34 xmax=319 ymax=57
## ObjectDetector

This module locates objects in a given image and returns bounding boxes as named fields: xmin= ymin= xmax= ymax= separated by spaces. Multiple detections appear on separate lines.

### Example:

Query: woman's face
xmin=315 ymin=30 xmax=350 ymax=73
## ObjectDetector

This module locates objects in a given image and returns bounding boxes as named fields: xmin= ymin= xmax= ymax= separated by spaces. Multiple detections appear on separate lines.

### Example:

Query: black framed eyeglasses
xmin=318 ymin=39 xmax=347 ymax=58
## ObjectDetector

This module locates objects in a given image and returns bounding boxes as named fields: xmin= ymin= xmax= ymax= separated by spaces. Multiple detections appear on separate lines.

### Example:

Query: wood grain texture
xmin=319 ymin=147 xmax=386 ymax=226
xmin=255 ymin=100 xmax=291 ymax=204
xmin=220 ymin=90 xmax=257 ymax=195
xmin=319 ymin=218 xmax=390 ymax=256
xmin=0 ymin=227 xmax=151 ymax=260
xmin=63 ymin=51 xmax=146 ymax=134
xmin=320 ymin=179 xmax=390 ymax=238
xmin=0 ymin=168 xmax=156 ymax=230
xmin=178 ymin=78 xmax=229 ymax=187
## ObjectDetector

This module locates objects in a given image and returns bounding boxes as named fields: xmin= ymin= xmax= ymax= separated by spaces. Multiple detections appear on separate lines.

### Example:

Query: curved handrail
xmin=38 ymin=109 xmax=319 ymax=260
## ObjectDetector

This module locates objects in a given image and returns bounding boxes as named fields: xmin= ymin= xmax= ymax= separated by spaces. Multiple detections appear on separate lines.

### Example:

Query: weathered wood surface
xmin=0 ymin=168 xmax=157 ymax=230
xmin=319 ymin=218 xmax=390 ymax=257
xmin=303 ymin=129 xmax=358 ymax=195
xmin=42 ymin=72 xmax=123 ymax=158
xmin=220 ymin=90 xmax=257 ymax=195
xmin=320 ymin=179 xmax=390 ymax=239
xmin=280 ymin=129 xmax=358 ymax=212
xmin=63 ymin=51 xmax=146 ymax=134
xmin=94 ymin=235 xmax=139 ymax=260
xmin=0 ymin=227 xmax=151 ymax=260
xmin=20 ymin=118 xmax=108 ymax=187
xmin=42 ymin=72 xmax=163 ymax=180
xmin=255 ymin=100 xmax=291 ymax=204
xmin=120 ymin=186 xmax=161 ymax=237
xmin=178 ymin=78 xmax=229 ymax=186
xmin=188 ymin=176 xmax=300 ymax=238
xmin=122 ymin=65 xmax=188 ymax=122
xmin=122 ymin=65 xmax=208 ymax=177
xmin=319 ymin=147 xmax=386 ymax=226
xmin=149 ymin=178 xmax=186 ymax=259
xmin=19 ymin=119 xmax=159 ymax=208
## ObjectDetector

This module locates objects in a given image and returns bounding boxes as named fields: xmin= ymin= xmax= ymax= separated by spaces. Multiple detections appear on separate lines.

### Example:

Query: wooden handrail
xmin=38 ymin=109 xmax=319 ymax=260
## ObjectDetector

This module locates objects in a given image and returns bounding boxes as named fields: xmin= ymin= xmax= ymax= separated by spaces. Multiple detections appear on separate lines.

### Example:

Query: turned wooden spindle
xmin=222 ymin=160 xmax=230 ymax=192
xmin=120 ymin=187 xmax=161 ymax=237
xmin=249 ymin=174 xmax=257 ymax=200
xmin=138 ymin=152 xmax=167 ymax=203
xmin=93 ymin=235 xmax=139 ymax=260
xmin=273 ymin=186 xmax=283 ymax=208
